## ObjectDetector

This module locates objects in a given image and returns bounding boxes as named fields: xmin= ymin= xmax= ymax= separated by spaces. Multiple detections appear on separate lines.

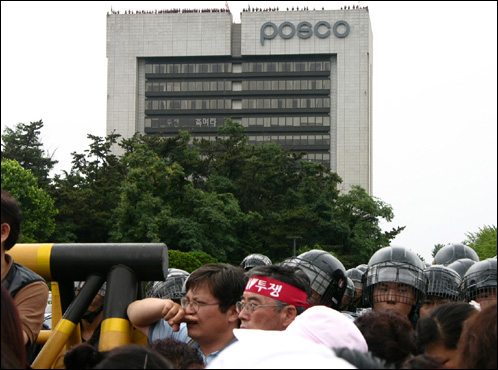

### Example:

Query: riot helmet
xmin=364 ymin=246 xmax=427 ymax=314
xmin=145 ymin=268 xmax=190 ymax=303
xmin=340 ymin=277 xmax=356 ymax=311
xmin=239 ymin=253 xmax=272 ymax=271
xmin=424 ymin=265 xmax=461 ymax=301
xmin=74 ymin=281 xmax=106 ymax=297
xmin=447 ymin=258 xmax=477 ymax=279
xmin=281 ymin=250 xmax=346 ymax=309
xmin=346 ymin=267 xmax=364 ymax=307
xmin=433 ymin=243 xmax=479 ymax=266
xmin=356 ymin=264 xmax=368 ymax=273
xmin=461 ymin=258 xmax=497 ymax=306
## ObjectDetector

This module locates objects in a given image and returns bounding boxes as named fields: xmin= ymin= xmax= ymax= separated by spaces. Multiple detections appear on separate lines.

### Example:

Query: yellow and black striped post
xmin=9 ymin=243 xmax=168 ymax=282
xmin=31 ymin=274 xmax=105 ymax=369
xmin=99 ymin=264 xmax=138 ymax=351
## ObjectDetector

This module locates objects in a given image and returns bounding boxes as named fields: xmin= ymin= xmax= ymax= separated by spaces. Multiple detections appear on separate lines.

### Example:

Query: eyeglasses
xmin=180 ymin=297 xmax=219 ymax=313
xmin=235 ymin=301 xmax=286 ymax=314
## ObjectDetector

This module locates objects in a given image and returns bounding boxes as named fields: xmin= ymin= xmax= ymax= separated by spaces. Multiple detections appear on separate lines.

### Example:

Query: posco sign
xmin=260 ymin=20 xmax=350 ymax=45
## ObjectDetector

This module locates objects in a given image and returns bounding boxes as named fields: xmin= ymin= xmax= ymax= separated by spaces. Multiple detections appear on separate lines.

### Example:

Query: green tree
xmin=332 ymin=186 xmax=404 ymax=268
xmin=110 ymin=142 xmax=251 ymax=262
xmin=1 ymin=120 xmax=58 ymax=189
xmin=50 ymin=133 xmax=124 ymax=242
xmin=463 ymin=225 xmax=497 ymax=260
xmin=1 ymin=159 xmax=58 ymax=242
xmin=168 ymin=250 xmax=203 ymax=273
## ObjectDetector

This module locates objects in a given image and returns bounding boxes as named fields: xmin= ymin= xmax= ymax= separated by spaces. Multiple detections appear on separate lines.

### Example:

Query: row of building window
xmin=242 ymin=97 xmax=330 ymax=109
xmin=242 ymin=61 xmax=330 ymax=73
xmin=145 ymin=97 xmax=330 ymax=111
xmin=247 ymin=134 xmax=330 ymax=146
xmin=242 ymin=79 xmax=330 ymax=91
xmin=146 ymin=80 xmax=232 ymax=92
xmin=191 ymin=134 xmax=330 ymax=146
xmin=146 ymin=99 xmax=231 ymax=110
xmin=241 ymin=116 xmax=330 ymax=127
xmin=145 ymin=60 xmax=331 ymax=75
xmin=146 ymin=63 xmax=232 ymax=74
xmin=145 ymin=78 xmax=330 ymax=93
xmin=144 ymin=115 xmax=330 ymax=129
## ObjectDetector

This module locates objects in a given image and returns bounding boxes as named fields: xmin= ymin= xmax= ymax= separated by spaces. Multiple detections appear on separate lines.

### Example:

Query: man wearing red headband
xmin=237 ymin=265 xmax=312 ymax=330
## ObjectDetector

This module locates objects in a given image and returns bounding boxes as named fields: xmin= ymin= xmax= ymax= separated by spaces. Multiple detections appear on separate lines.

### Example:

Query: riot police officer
xmin=281 ymin=250 xmax=346 ymax=310
xmin=419 ymin=265 xmax=462 ymax=318
xmin=363 ymin=246 xmax=427 ymax=326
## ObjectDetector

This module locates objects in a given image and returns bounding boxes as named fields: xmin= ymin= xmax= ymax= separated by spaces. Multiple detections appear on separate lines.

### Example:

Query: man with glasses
xmin=237 ymin=264 xmax=312 ymax=330
xmin=127 ymin=263 xmax=246 ymax=365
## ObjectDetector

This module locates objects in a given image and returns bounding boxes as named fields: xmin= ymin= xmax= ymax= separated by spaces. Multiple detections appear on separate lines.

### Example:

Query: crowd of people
xmin=108 ymin=8 xmax=230 ymax=15
xmin=107 ymin=5 xmax=370 ymax=16
xmin=1 ymin=189 xmax=497 ymax=369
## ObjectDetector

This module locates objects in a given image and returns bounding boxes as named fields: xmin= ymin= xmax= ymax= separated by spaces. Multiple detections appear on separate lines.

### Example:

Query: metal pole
xmin=287 ymin=236 xmax=302 ymax=257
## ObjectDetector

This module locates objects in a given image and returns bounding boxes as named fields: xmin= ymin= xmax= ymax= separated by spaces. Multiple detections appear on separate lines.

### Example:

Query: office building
xmin=106 ymin=7 xmax=373 ymax=193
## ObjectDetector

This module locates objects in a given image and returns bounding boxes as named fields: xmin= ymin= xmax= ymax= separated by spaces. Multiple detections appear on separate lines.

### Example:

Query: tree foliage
xmin=3 ymin=118 xmax=404 ymax=267
xmin=1 ymin=159 xmax=58 ymax=242
xmin=49 ymin=133 xmax=124 ymax=243
xmin=1 ymin=120 xmax=58 ymax=189
xmin=463 ymin=225 xmax=497 ymax=260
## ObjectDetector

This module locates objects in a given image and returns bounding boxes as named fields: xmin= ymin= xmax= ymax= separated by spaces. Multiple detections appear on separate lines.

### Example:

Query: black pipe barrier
xmin=8 ymin=243 xmax=169 ymax=282
xmin=32 ymin=274 xmax=106 ymax=369
xmin=100 ymin=265 xmax=139 ymax=351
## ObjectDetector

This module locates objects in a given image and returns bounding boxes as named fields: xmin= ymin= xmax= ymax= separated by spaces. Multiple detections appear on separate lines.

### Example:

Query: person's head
xmin=416 ymin=302 xmax=478 ymax=368
xmin=433 ymin=243 xmax=479 ymax=266
xmin=237 ymin=264 xmax=311 ymax=330
xmin=75 ymin=281 xmax=106 ymax=312
xmin=94 ymin=345 xmax=172 ymax=369
xmin=1 ymin=285 xmax=27 ymax=369
xmin=239 ymin=253 xmax=272 ymax=271
xmin=345 ymin=267 xmax=364 ymax=308
xmin=401 ymin=354 xmax=443 ymax=369
xmin=281 ymin=250 xmax=346 ymax=309
xmin=145 ymin=268 xmax=190 ymax=304
xmin=447 ymin=258 xmax=477 ymax=279
xmin=182 ymin=263 xmax=247 ymax=343
xmin=1 ymin=190 xmax=22 ymax=252
xmin=355 ymin=309 xmax=418 ymax=368
xmin=457 ymin=301 xmax=497 ymax=369
xmin=364 ymin=246 xmax=427 ymax=322
xmin=419 ymin=265 xmax=462 ymax=318
xmin=148 ymin=338 xmax=204 ymax=369
xmin=461 ymin=258 xmax=497 ymax=309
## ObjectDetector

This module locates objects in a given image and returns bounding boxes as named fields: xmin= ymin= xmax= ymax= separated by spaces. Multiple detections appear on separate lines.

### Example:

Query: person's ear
xmin=227 ymin=304 xmax=240 ymax=323
xmin=1 ymin=223 xmax=11 ymax=247
xmin=280 ymin=305 xmax=298 ymax=329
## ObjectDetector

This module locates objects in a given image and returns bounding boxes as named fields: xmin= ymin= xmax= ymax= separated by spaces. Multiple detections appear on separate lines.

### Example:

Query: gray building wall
xmin=106 ymin=9 xmax=373 ymax=194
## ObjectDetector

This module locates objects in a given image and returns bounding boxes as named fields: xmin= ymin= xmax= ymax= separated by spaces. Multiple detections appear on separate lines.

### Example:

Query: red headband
xmin=245 ymin=276 xmax=310 ymax=309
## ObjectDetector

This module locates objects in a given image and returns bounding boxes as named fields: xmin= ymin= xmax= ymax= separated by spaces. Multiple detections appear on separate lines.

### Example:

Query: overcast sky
xmin=2 ymin=1 xmax=497 ymax=262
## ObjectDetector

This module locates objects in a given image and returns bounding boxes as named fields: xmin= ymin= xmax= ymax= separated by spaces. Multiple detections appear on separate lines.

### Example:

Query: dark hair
xmin=457 ymin=301 xmax=497 ymax=369
xmin=248 ymin=264 xmax=312 ymax=314
xmin=401 ymin=354 xmax=442 ymax=369
xmin=1 ymin=190 xmax=23 ymax=250
xmin=355 ymin=310 xmax=418 ymax=368
xmin=148 ymin=338 xmax=204 ymax=369
xmin=1 ymin=285 xmax=27 ymax=369
xmin=186 ymin=263 xmax=247 ymax=313
xmin=64 ymin=343 xmax=105 ymax=369
xmin=65 ymin=343 xmax=173 ymax=369
xmin=94 ymin=345 xmax=173 ymax=369
xmin=416 ymin=302 xmax=477 ymax=350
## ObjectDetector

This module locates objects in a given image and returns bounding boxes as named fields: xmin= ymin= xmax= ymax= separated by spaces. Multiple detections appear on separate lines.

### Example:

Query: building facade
xmin=106 ymin=8 xmax=373 ymax=193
